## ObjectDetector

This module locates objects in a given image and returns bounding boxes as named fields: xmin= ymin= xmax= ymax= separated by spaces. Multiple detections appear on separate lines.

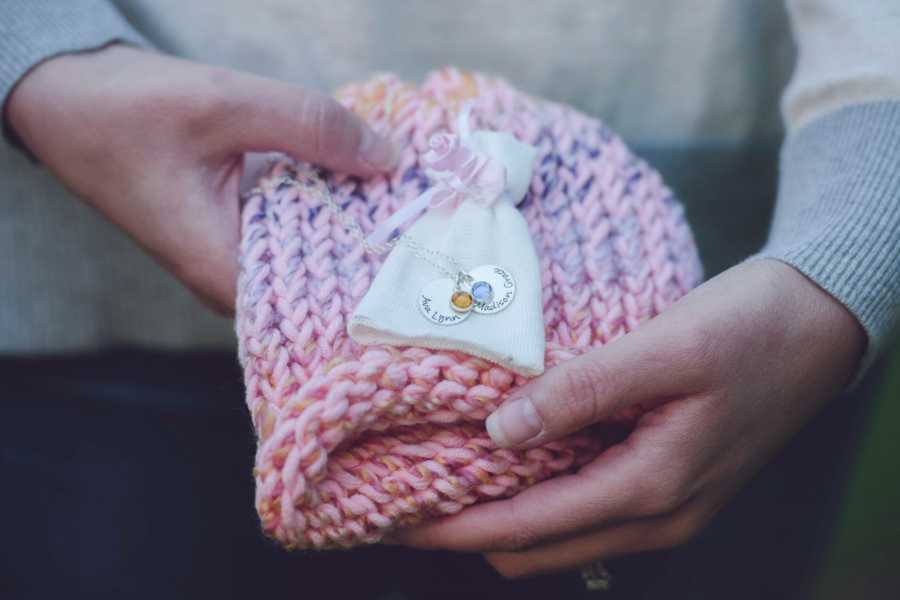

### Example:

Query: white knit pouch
xmin=348 ymin=107 xmax=545 ymax=375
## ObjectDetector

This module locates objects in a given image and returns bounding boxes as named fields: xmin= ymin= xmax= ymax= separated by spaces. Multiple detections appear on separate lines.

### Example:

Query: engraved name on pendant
xmin=469 ymin=265 xmax=516 ymax=315
xmin=419 ymin=278 xmax=470 ymax=325
xmin=418 ymin=265 xmax=516 ymax=326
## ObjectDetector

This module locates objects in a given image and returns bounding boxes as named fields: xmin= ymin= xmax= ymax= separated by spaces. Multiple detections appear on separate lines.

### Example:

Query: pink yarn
xmin=236 ymin=68 xmax=703 ymax=549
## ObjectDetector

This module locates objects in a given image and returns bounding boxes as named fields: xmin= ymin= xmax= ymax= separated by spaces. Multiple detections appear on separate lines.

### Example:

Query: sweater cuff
xmin=1 ymin=0 xmax=150 ymax=151
xmin=757 ymin=100 xmax=900 ymax=370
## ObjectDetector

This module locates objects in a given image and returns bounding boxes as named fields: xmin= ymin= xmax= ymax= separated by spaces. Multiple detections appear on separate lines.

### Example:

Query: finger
xmin=485 ymin=312 xmax=706 ymax=448
xmin=397 ymin=435 xmax=660 ymax=552
xmin=397 ymin=392 xmax=711 ymax=552
xmin=485 ymin=507 xmax=701 ymax=579
xmin=211 ymin=71 xmax=398 ymax=176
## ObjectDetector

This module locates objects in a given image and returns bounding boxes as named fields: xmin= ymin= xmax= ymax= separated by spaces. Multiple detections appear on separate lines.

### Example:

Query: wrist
xmin=757 ymin=258 xmax=866 ymax=386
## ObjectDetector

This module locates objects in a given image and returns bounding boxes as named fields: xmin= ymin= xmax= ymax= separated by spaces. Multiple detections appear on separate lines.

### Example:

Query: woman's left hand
xmin=395 ymin=259 xmax=864 ymax=578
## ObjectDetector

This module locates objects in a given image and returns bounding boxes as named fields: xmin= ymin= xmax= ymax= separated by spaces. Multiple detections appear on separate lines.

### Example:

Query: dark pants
xmin=0 ymin=350 xmax=882 ymax=600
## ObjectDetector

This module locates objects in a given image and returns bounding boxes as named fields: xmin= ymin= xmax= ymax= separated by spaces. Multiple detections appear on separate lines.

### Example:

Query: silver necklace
xmin=254 ymin=173 xmax=516 ymax=325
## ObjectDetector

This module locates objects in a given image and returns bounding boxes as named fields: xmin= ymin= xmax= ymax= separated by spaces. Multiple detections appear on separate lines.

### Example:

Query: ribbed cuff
xmin=1 ymin=0 xmax=150 ymax=151
xmin=756 ymin=101 xmax=900 ymax=372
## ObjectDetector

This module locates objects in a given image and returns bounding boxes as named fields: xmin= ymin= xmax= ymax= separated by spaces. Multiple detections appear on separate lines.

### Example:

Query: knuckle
xmin=554 ymin=359 xmax=612 ymax=428
xmin=633 ymin=471 xmax=690 ymax=516
xmin=109 ymin=62 xmax=243 ymax=143
xmin=190 ymin=68 xmax=240 ymax=114
xmin=124 ymin=86 xmax=187 ymax=131
xmin=497 ymin=524 xmax=539 ymax=552
xmin=487 ymin=555 xmax=531 ymax=580
xmin=494 ymin=499 xmax=540 ymax=551
xmin=637 ymin=490 xmax=674 ymax=516
xmin=677 ymin=322 xmax=718 ymax=369
xmin=301 ymin=94 xmax=353 ymax=157
xmin=158 ymin=70 xmax=242 ymax=141
xmin=657 ymin=512 xmax=704 ymax=549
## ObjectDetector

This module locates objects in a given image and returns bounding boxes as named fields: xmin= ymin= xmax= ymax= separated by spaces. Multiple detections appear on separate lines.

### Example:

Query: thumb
xmin=215 ymin=73 xmax=398 ymax=176
xmin=485 ymin=323 xmax=700 ymax=448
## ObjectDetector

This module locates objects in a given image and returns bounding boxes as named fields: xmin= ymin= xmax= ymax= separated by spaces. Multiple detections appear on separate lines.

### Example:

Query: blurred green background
xmin=817 ymin=345 xmax=900 ymax=598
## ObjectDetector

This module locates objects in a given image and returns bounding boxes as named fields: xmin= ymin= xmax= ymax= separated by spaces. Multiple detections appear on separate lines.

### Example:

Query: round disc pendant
xmin=419 ymin=278 xmax=470 ymax=325
xmin=417 ymin=264 xmax=516 ymax=326
xmin=469 ymin=265 xmax=516 ymax=315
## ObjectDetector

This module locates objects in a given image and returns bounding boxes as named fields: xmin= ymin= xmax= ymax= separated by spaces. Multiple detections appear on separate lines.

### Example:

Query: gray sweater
xmin=1 ymin=0 xmax=898 ymax=362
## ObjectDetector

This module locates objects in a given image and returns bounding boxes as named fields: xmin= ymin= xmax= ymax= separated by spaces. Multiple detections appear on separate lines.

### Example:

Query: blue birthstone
xmin=471 ymin=281 xmax=493 ymax=304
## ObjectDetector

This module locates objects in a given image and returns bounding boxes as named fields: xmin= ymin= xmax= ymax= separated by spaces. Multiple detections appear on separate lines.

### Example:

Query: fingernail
xmin=486 ymin=397 xmax=542 ymax=448
xmin=359 ymin=127 xmax=399 ymax=171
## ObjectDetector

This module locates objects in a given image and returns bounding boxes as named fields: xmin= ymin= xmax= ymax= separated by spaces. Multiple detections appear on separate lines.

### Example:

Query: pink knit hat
xmin=237 ymin=68 xmax=703 ymax=549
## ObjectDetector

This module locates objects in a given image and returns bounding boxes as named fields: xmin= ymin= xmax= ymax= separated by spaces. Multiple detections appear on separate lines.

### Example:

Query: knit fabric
xmin=236 ymin=68 xmax=704 ymax=549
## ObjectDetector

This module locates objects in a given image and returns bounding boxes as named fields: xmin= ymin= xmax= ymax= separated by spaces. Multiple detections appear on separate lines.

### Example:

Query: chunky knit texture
xmin=236 ymin=68 xmax=703 ymax=549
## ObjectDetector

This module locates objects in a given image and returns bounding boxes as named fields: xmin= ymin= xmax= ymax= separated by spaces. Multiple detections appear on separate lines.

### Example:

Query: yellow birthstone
xmin=451 ymin=291 xmax=474 ymax=312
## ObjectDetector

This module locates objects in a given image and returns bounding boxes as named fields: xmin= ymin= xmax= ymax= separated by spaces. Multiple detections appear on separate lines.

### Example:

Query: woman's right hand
xmin=5 ymin=44 xmax=397 ymax=312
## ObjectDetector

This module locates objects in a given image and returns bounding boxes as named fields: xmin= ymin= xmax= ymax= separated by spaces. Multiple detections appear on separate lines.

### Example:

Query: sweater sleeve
xmin=0 ymin=0 xmax=150 ymax=149
xmin=758 ymin=0 xmax=900 ymax=367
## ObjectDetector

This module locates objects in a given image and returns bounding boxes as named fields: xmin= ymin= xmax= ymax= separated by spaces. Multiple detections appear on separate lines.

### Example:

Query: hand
xmin=397 ymin=259 xmax=865 ymax=577
xmin=5 ymin=44 xmax=397 ymax=312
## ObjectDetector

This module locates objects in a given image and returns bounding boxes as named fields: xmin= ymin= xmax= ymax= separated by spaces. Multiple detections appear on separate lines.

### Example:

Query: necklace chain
xmin=245 ymin=174 xmax=467 ymax=280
